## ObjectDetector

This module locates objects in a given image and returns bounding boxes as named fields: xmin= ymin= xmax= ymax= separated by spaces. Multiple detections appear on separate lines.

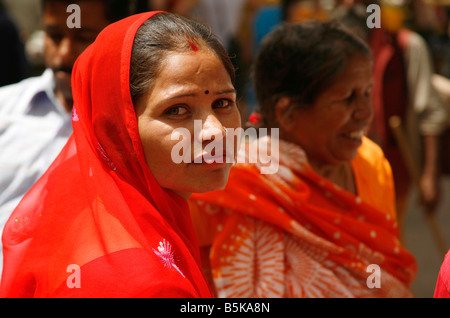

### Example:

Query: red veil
xmin=0 ymin=12 xmax=211 ymax=297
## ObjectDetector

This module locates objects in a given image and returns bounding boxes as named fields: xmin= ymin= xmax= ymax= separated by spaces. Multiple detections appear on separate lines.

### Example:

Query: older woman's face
xmin=135 ymin=49 xmax=241 ymax=199
xmin=289 ymin=54 xmax=373 ymax=167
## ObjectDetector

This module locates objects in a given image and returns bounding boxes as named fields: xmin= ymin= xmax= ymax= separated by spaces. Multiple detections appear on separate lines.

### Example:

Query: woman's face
xmin=135 ymin=48 xmax=241 ymax=199
xmin=288 ymin=54 xmax=373 ymax=168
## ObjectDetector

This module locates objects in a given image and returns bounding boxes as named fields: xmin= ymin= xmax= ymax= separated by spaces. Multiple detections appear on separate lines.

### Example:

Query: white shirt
xmin=0 ymin=69 xmax=72 ymax=277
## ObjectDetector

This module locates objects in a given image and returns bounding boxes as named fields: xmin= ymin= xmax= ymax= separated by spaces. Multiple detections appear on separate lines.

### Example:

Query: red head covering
xmin=0 ymin=12 xmax=211 ymax=297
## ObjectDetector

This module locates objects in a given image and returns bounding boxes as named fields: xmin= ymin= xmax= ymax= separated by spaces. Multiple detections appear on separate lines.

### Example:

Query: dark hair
xmin=41 ymin=0 xmax=131 ymax=23
xmin=129 ymin=12 xmax=235 ymax=105
xmin=253 ymin=20 xmax=371 ymax=128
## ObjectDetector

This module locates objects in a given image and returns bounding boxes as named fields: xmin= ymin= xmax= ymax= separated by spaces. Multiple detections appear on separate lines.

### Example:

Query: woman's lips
xmin=192 ymin=152 xmax=234 ymax=164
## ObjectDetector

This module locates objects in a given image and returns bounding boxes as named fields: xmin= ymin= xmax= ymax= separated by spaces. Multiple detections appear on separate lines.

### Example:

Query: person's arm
xmin=402 ymin=31 xmax=447 ymax=212
xmin=420 ymin=134 xmax=441 ymax=212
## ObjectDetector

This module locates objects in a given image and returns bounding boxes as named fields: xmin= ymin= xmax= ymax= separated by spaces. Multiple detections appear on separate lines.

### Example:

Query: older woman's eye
xmin=165 ymin=105 xmax=189 ymax=116
xmin=342 ymin=91 xmax=355 ymax=104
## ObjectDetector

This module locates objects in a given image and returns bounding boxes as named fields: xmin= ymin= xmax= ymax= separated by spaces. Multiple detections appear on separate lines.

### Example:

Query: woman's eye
xmin=165 ymin=105 xmax=188 ymax=116
xmin=213 ymin=98 xmax=234 ymax=109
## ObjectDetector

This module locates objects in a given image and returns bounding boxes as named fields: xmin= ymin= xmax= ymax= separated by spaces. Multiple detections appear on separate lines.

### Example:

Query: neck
xmin=310 ymin=160 xmax=357 ymax=194
xmin=54 ymin=90 xmax=73 ymax=114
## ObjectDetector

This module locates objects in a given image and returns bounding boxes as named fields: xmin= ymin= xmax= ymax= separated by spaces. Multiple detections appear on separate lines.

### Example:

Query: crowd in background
xmin=1 ymin=0 xmax=449 ymax=109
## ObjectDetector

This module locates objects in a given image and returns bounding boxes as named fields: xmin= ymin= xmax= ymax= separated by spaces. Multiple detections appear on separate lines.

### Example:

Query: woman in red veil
xmin=0 ymin=11 xmax=241 ymax=297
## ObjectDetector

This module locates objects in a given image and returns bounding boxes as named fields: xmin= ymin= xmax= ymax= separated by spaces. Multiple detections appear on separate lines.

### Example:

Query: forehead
xmin=327 ymin=55 xmax=373 ymax=90
xmin=157 ymin=49 xmax=231 ymax=84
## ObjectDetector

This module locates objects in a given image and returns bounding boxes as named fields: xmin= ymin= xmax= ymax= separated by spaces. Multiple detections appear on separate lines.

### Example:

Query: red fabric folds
xmin=0 ymin=12 xmax=211 ymax=298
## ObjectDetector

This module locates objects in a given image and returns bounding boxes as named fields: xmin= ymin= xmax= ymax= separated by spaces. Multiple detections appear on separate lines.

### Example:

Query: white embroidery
xmin=153 ymin=239 xmax=185 ymax=278
xmin=72 ymin=106 xmax=79 ymax=121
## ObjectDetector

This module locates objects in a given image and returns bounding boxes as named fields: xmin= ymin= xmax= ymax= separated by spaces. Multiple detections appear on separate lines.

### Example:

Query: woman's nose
xmin=353 ymin=96 xmax=373 ymax=122
xmin=198 ymin=115 xmax=226 ymax=142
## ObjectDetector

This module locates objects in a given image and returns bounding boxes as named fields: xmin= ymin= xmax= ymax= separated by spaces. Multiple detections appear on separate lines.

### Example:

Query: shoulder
xmin=402 ymin=30 xmax=426 ymax=47
xmin=398 ymin=29 xmax=430 ymax=56
xmin=353 ymin=137 xmax=396 ymax=215
xmin=356 ymin=137 xmax=387 ymax=166
xmin=0 ymin=70 xmax=53 ymax=114
xmin=355 ymin=137 xmax=392 ymax=180
xmin=50 ymin=248 xmax=202 ymax=297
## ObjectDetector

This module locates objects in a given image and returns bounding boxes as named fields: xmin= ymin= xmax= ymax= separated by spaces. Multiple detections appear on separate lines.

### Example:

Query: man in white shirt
xmin=0 ymin=0 xmax=131 ymax=277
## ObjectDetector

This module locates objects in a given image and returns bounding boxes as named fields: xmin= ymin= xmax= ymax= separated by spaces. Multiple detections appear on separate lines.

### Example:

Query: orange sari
xmin=190 ymin=136 xmax=417 ymax=297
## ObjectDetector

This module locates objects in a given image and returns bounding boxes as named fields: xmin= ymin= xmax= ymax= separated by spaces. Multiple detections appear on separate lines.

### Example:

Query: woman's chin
xmin=193 ymin=173 xmax=231 ymax=194
xmin=168 ymin=172 xmax=231 ymax=199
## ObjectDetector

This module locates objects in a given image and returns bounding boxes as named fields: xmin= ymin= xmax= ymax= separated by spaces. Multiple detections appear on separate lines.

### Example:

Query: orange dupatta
xmin=190 ymin=136 xmax=417 ymax=297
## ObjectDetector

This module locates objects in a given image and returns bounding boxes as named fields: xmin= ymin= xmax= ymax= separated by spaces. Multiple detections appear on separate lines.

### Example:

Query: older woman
xmin=189 ymin=21 xmax=417 ymax=297
xmin=0 ymin=11 xmax=241 ymax=297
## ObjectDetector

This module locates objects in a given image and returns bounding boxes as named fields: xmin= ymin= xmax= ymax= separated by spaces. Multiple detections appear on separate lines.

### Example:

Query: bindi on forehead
xmin=205 ymin=90 xmax=209 ymax=95
xmin=188 ymin=40 xmax=199 ymax=52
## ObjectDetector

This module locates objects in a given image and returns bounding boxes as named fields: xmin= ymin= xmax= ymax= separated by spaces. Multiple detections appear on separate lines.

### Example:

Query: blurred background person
xmin=0 ymin=0 xmax=30 ymax=86
xmin=332 ymin=0 xmax=448 ymax=237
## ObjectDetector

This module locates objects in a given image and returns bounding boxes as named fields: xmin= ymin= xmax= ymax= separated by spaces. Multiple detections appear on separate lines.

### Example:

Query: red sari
xmin=0 ymin=12 xmax=211 ymax=298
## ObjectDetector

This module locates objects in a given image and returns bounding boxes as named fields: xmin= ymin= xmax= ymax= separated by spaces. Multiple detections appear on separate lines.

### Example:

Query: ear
xmin=275 ymin=97 xmax=297 ymax=133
